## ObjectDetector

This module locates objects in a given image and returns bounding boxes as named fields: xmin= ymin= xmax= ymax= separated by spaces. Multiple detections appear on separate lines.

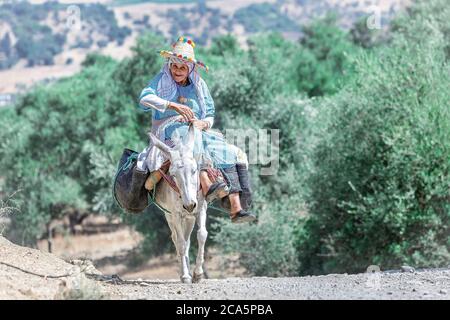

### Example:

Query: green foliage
xmin=0 ymin=57 xmax=142 ymax=244
xmin=296 ymin=14 xmax=359 ymax=97
xmin=205 ymin=33 xmax=308 ymax=274
xmin=81 ymin=53 xmax=115 ymax=68
xmin=113 ymin=33 xmax=165 ymax=104
xmin=209 ymin=35 xmax=240 ymax=57
xmin=209 ymin=33 xmax=301 ymax=116
xmin=213 ymin=193 xmax=302 ymax=277
xmin=296 ymin=11 xmax=450 ymax=274
xmin=350 ymin=17 xmax=384 ymax=49
xmin=389 ymin=0 xmax=450 ymax=59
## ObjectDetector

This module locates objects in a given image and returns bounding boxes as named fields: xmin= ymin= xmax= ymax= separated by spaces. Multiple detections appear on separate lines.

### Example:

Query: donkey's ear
xmin=185 ymin=122 xmax=195 ymax=152
xmin=149 ymin=132 xmax=172 ymax=155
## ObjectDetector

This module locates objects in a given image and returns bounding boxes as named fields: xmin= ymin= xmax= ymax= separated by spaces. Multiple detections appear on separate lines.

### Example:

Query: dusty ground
xmin=0 ymin=235 xmax=99 ymax=299
xmin=1 ymin=230 xmax=450 ymax=300
xmin=104 ymin=269 xmax=450 ymax=300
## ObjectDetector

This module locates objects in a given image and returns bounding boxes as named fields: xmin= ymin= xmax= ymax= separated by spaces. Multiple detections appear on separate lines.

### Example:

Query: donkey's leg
xmin=176 ymin=234 xmax=191 ymax=284
xmin=165 ymin=214 xmax=179 ymax=257
xmin=160 ymin=184 xmax=192 ymax=283
xmin=181 ymin=216 xmax=196 ymax=281
xmin=170 ymin=216 xmax=193 ymax=284
xmin=166 ymin=214 xmax=190 ymax=283
xmin=193 ymin=204 xmax=208 ymax=283
xmin=166 ymin=217 xmax=187 ymax=282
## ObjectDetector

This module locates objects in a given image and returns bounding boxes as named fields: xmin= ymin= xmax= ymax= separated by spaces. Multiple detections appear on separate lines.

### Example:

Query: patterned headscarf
xmin=156 ymin=56 xmax=207 ymax=119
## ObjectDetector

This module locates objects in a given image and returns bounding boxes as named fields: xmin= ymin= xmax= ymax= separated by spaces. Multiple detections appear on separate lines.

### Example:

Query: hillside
xmin=0 ymin=235 xmax=108 ymax=299
xmin=0 ymin=0 xmax=411 ymax=95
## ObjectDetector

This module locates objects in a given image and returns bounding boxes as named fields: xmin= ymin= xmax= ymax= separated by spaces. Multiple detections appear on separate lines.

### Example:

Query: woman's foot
xmin=145 ymin=170 xmax=162 ymax=191
xmin=205 ymin=181 xmax=229 ymax=203
xmin=230 ymin=210 xmax=257 ymax=224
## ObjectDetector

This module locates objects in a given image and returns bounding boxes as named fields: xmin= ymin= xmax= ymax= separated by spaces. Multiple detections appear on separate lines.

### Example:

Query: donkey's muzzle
xmin=183 ymin=202 xmax=197 ymax=213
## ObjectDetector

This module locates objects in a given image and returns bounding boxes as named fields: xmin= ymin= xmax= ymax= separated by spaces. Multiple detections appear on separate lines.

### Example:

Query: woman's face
xmin=170 ymin=62 xmax=189 ymax=84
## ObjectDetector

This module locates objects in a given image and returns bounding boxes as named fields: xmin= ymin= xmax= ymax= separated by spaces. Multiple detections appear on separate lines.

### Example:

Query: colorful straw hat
xmin=159 ymin=36 xmax=209 ymax=72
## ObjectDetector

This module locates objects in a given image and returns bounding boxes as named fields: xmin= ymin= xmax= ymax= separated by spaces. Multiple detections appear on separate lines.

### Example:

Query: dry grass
xmin=54 ymin=273 xmax=109 ymax=300
xmin=0 ymin=190 xmax=20 ymax=235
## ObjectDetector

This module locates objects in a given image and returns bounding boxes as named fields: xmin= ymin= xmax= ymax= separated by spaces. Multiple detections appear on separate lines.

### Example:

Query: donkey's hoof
xmin=192 ymin=272 xmax=204 ymax=283
xmin=181 ymin=276 xmax=192 ymax=284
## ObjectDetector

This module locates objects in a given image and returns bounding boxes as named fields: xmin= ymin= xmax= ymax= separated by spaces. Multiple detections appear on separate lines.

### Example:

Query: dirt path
xmin=103 ymin=269 xmax=450 ymax=300
xmin=1 ymin=235 xmax=450 ymax=300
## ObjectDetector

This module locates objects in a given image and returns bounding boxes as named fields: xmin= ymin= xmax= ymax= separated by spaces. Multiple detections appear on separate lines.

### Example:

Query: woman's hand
xmin=190 ymin=119 xmax=209 ymax=131
xmin=168 ymin=102 xmax=194 ymax=122
xmin=177 ymin=117 xmax=209 ymax=130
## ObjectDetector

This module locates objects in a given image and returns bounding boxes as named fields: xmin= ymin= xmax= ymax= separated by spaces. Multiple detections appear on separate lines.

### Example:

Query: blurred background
xmin=0 ymin=0 xmax=449 ymax=279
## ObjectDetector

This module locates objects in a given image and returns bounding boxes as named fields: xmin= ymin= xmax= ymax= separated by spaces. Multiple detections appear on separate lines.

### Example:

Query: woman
xmin=136 ymin=36 xmax=256 ymax=223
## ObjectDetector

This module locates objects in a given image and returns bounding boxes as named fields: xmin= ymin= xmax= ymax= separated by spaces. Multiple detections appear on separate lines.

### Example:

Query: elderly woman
xmin=136 ymin=36 xmax=256 ymax=223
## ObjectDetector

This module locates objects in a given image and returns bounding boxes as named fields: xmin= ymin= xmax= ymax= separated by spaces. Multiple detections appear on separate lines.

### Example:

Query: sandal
xmin=230 ymin=210 xmax=257 ymax=224
xmin=205 ymin=181 xmax=229 ymax=203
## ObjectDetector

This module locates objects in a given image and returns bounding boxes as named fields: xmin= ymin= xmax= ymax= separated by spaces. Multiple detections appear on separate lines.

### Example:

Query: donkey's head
xmin=149 ymin=124 xmax=199 ymax=213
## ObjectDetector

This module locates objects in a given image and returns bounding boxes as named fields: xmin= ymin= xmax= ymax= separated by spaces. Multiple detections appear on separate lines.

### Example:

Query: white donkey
xmin=148 ymin=124 xmax=208 ymax=284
